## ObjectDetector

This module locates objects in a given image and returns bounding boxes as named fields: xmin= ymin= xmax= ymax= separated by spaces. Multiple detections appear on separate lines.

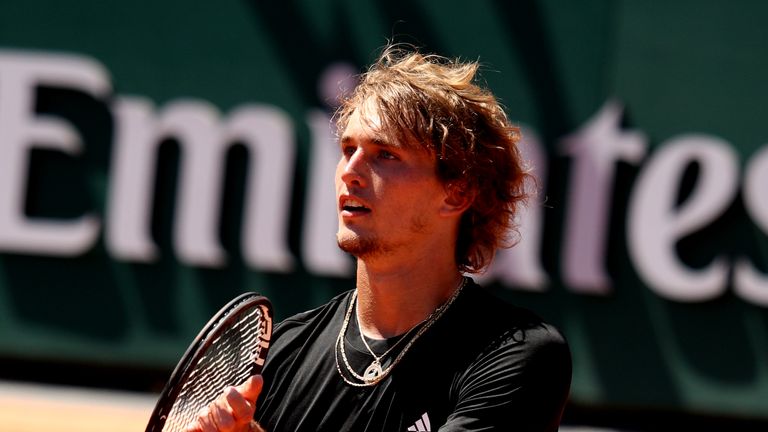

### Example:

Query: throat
xmin=355 ymin=275 xmax=468 ymax=338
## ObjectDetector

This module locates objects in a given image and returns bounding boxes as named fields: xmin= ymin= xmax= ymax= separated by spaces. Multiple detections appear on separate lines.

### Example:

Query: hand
xmin=185 ymin=375 xmax=266 ymax=432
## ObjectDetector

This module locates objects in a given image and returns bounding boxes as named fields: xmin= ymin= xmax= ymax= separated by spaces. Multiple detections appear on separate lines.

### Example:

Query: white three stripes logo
xmin=406 ymin=412 xmax=431 ymax=431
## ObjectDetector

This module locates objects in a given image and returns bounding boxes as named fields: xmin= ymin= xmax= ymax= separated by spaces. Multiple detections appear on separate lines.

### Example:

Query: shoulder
xmin=262 ymin=290 xmax=353 ymax=375
xmin=273 ymin=290 xmax=353 ymax=338
xmin=441 ymin=281 xmax=571 ymax=430
xmin=452 ymin=280 xmax=571 ymax=381
xmin=461 ymin=280 xmax=567 ymax=343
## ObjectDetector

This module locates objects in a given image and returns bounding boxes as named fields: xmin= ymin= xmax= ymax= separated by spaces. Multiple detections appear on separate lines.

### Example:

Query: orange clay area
xmin=0 ymin=380 xmax=156 ymax=432
xmin=0 ymin=380 xmax=623 ymax=432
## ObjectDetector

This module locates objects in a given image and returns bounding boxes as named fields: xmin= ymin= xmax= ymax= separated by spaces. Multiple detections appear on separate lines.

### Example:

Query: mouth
xmin=340 ymin=197 xmax=371 ymax=216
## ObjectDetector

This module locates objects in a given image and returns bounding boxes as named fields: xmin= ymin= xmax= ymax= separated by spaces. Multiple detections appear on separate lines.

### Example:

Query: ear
xmin=440 ymin=181 xmax=475 ymax=217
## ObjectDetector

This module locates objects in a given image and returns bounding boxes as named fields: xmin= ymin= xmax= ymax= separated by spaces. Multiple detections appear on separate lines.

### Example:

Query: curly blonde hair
xmin=336 ymin=45 xmax=532 ymax=273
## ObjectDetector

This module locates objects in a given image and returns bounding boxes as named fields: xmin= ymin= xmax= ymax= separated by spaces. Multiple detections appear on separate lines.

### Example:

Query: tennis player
xmin=187 ymin=45 xmax=571 ymax=432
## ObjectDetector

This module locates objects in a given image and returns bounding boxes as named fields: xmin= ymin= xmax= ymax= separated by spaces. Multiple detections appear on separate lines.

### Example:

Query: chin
xmin=337 ymin=232 xmax=383 ymax=258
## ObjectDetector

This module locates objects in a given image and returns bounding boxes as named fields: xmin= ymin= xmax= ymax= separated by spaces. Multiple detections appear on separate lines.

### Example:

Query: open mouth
xmin=342 ymin=198 xmax=371 ymax=214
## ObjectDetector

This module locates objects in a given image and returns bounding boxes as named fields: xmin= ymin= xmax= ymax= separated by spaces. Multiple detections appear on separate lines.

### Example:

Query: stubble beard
xmin=336 ymin=213 xmax=429 ymax=260
xmin=336 ymin=231 xmax=388 ymax=259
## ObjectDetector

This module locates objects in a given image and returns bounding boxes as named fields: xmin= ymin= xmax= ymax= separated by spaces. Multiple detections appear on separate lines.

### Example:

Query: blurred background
xmin=0 ymin=0 xmax=767 ymax=430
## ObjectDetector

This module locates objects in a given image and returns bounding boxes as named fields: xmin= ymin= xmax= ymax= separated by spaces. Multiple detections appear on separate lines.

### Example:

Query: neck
xmin=354 ymin=255 xmax=464 ymax=339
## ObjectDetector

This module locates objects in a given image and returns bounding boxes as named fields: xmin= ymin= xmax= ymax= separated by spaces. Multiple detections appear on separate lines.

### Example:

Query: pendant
xmin=364 ymin=360 xmax=383 ymax=382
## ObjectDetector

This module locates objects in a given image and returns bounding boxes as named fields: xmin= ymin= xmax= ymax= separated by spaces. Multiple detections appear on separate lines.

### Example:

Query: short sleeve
xmin=439 ymin=324 xmax=571 ymax=432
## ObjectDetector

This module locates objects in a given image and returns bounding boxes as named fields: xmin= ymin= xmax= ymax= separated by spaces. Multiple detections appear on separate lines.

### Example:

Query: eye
xmin=378 ymin=149 xmax=398 ymax=160
xmin=342 ymin=145 xmax=357 ymax=158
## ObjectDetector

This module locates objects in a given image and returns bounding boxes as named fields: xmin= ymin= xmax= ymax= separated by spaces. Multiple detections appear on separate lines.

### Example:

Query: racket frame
xmin=145 ymin=292 xmax=273 ymax=432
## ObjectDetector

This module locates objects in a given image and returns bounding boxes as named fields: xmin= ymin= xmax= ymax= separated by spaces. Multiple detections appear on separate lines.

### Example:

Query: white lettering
xmin=107 ymin=98 xmax=228 ymax=266
xmin=560 ymin=101 xmax=647 ymax=294
xmin=5 ymin=49 xmax=768 ymax=309
xmin=163 ymin=101 xmax=228 ymax=266
xmin=108 ymin=99 xmax=297 ymax=271
xmin=628 ymin=135 xmax=738 ymax=301
xmin=107 ymin=97 xmax=161 ymax=261
xmin=0 ymin=51 xmax=108 ymax=256
xmin=227 ymin=105 xmax=296 ymax=272
xmin=734 ymin=144 xmax=768 ymax=306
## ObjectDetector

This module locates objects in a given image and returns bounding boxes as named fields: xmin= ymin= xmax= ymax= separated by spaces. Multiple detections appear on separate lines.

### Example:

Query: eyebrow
xmin=340 ymin=134 xmax=394 ymax=148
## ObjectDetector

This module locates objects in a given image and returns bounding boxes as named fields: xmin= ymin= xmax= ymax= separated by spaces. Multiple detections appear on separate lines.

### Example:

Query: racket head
xmin=145 ymin=292 xmax=273 ymax=432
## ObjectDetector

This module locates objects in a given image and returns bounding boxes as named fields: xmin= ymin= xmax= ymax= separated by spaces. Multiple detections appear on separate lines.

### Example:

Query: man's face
xmin=335 ymin=104 xmax=448 ymax=260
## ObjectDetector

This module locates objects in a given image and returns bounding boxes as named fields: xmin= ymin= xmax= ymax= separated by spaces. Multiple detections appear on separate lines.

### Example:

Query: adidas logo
xmin=406 ymin=412 xmax=431 ymax=431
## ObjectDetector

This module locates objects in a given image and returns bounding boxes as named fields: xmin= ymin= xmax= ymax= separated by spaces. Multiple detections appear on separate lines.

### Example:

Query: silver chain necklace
xmin=357 ymin=303 xmax=427 ymax=381
xmin=334 ymin=277 xmax=468 ymax=387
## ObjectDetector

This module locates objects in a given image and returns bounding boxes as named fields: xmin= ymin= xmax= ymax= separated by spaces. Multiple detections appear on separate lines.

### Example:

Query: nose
xmin=338 ymin=149 xmax=367 ymax=187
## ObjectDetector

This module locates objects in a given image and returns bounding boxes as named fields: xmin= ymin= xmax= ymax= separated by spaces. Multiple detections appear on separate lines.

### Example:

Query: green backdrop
xmin=0 ymin=0 xmax=766 ymax=422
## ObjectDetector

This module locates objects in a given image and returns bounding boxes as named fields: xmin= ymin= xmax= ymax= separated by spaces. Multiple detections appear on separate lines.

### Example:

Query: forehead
xmin=340 ymin=101 xmax=389 ymax=142
xmin=340 ymin=102 xmax=426 ymax=152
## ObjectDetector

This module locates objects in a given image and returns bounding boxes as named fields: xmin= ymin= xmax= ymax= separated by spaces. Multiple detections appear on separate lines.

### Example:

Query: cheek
xmin=385 ymin=179 xmax=443 ymax=210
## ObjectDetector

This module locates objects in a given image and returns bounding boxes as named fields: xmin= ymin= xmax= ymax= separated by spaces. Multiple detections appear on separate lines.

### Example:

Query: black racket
xmin=145 ymin=292 xmax=273 ymax=432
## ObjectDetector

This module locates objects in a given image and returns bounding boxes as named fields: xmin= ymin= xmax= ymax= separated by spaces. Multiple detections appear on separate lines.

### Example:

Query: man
xmin=188 ymin=45 xmax=571 ymax=432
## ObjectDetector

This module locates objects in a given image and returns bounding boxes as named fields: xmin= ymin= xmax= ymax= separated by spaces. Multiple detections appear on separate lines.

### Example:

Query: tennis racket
xmin=145 ymin=292 xmax=273 ymax=432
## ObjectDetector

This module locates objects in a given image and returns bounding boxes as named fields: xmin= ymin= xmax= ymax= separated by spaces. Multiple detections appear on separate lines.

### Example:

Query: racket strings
xmin=162 ymin=306 xmax=268 ymax=432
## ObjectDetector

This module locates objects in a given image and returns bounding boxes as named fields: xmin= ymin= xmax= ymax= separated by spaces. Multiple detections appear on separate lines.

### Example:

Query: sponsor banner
xmin=0 ymin=0 xmax=766 ymax=419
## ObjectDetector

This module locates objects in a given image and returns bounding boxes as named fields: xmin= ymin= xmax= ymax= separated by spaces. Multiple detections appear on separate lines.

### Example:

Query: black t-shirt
xmin=255 ymin=280 xmax=571 ymax=431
